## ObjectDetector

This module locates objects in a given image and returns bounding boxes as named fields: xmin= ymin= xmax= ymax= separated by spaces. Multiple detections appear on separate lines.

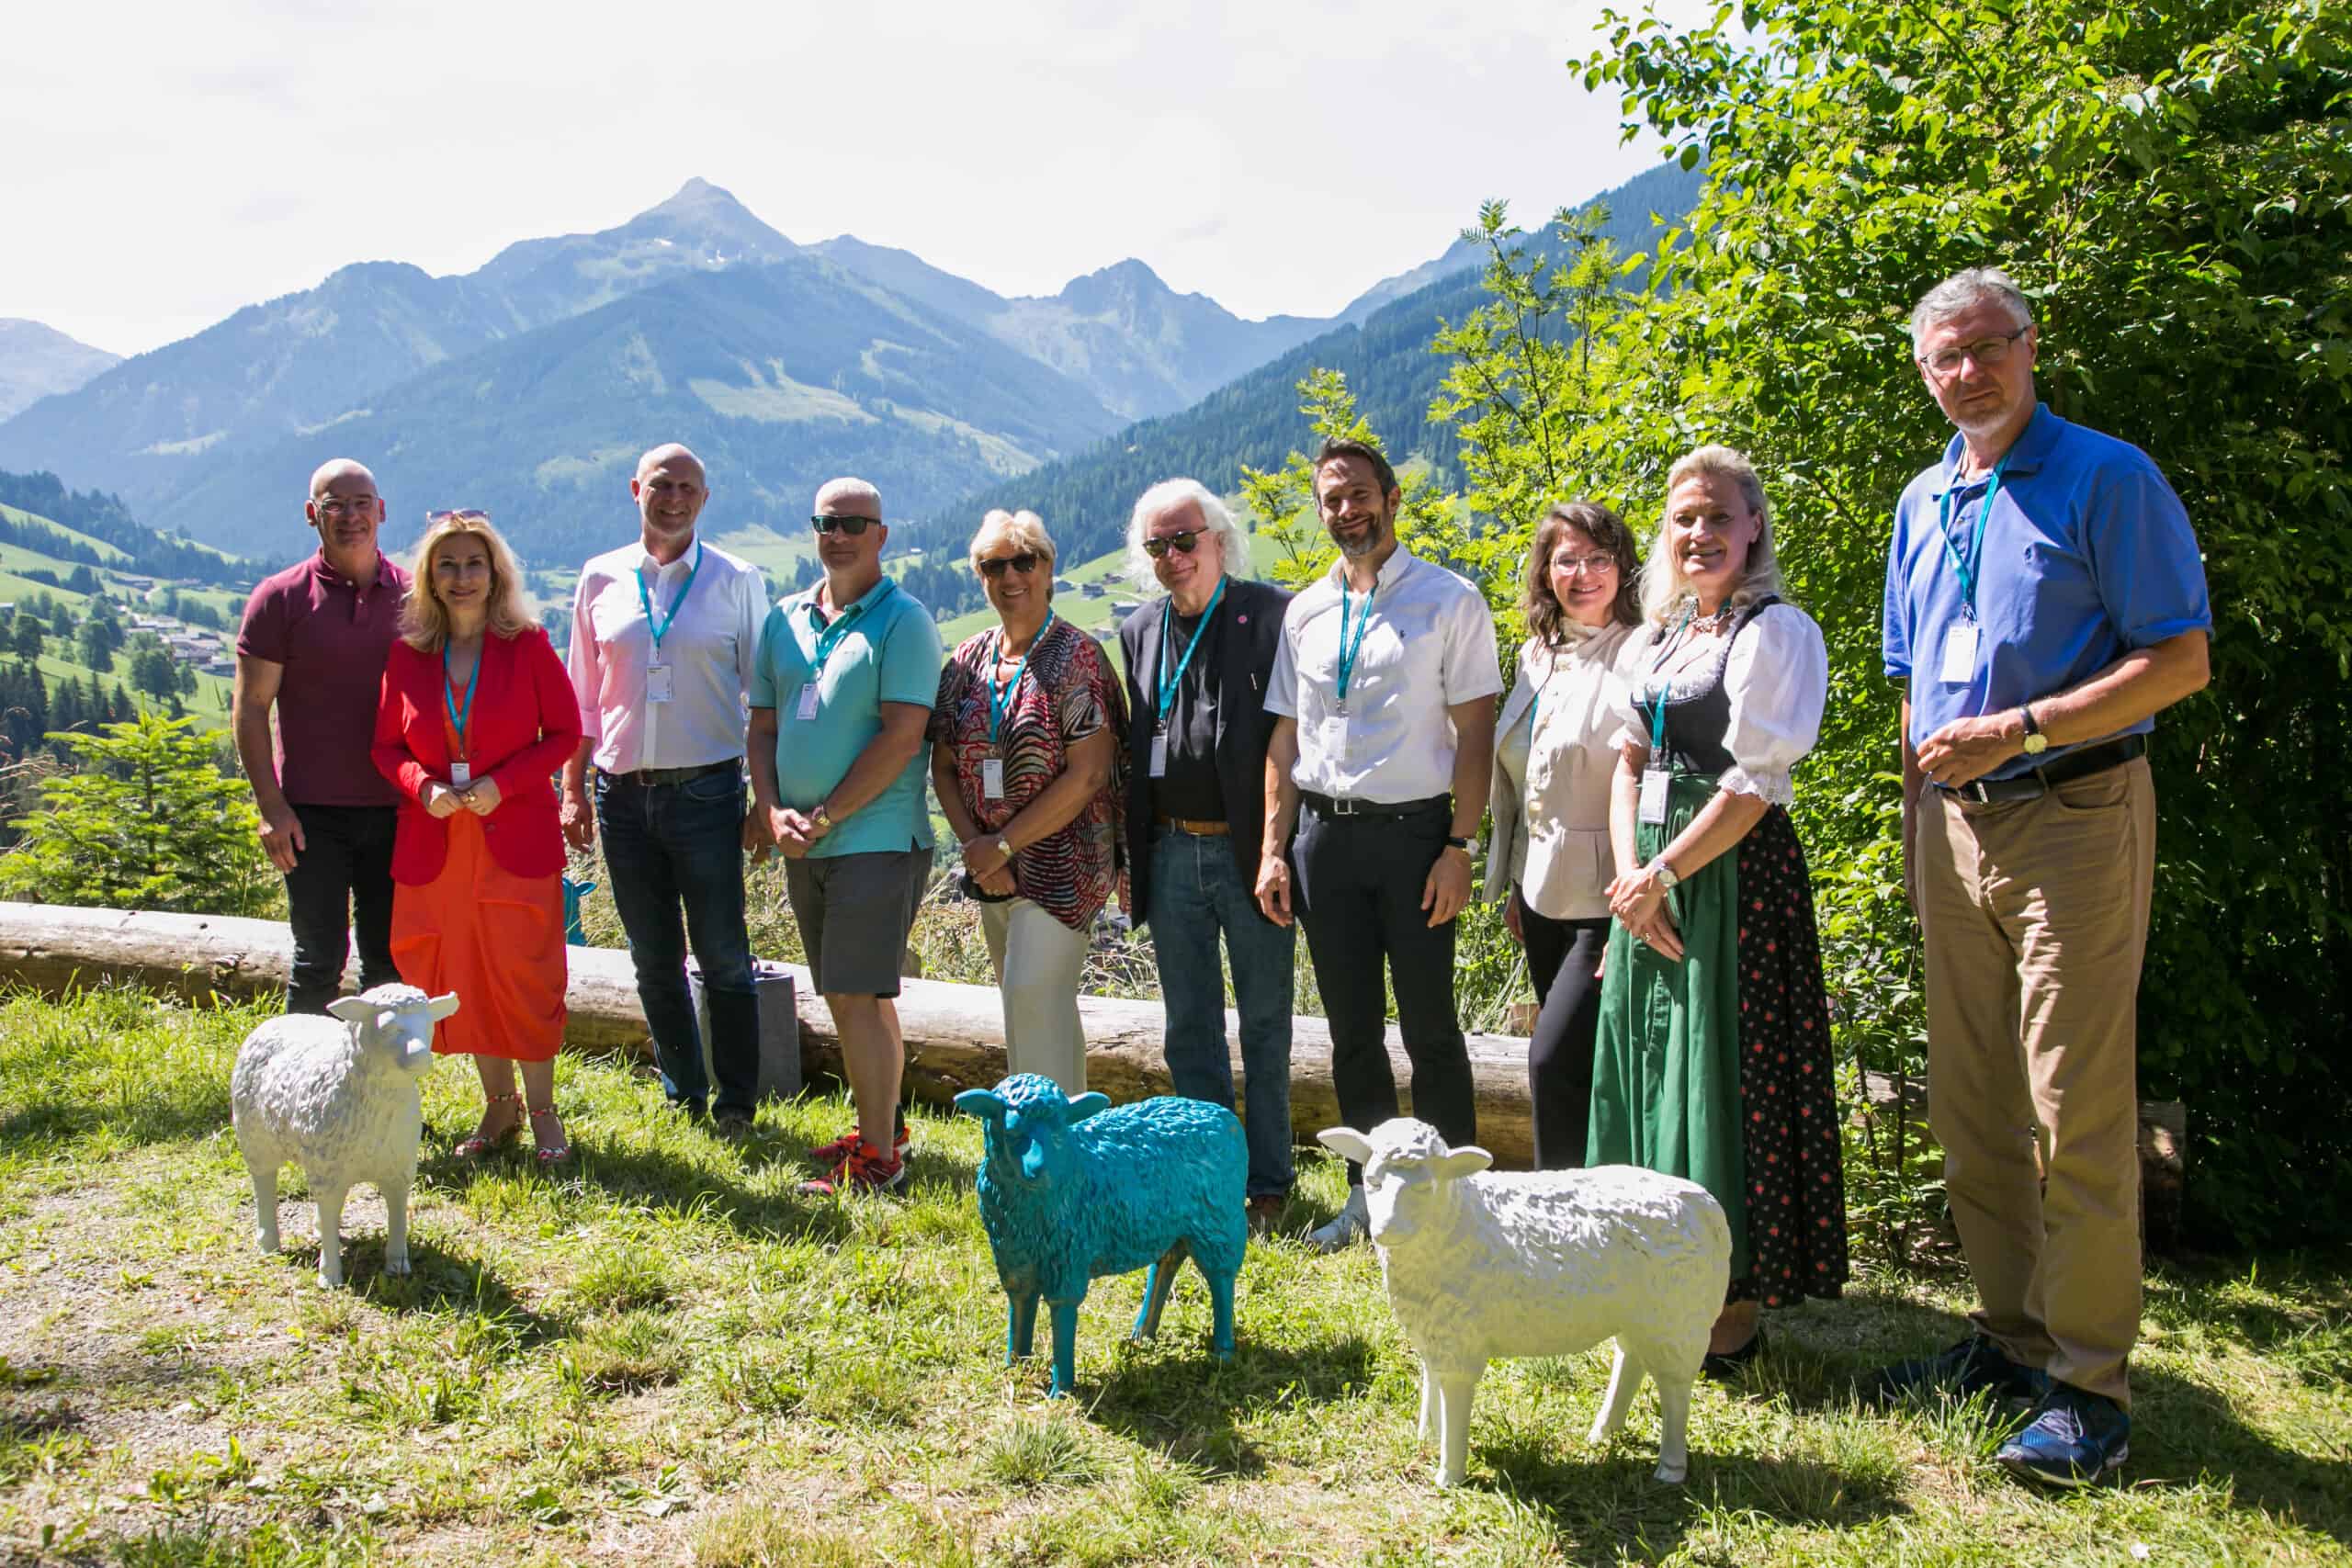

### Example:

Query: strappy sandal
xmin=454 ymin=1091 xmax=524 ymax=1158
xmin=528 ymin=1104 xmax=571 ymax=1166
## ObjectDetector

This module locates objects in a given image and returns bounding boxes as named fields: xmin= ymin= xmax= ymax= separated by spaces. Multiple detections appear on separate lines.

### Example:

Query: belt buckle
xmin=1958 ymin=780 xmax=1991 ymax=805
xmin=1329 ymin=795 xmax=1359 ymax=817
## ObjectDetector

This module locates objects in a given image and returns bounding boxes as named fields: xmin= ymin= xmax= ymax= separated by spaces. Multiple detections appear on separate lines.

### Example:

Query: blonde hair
xmin=401 ymin=513 xmax=538 ymax=650
xmin=1638 ymin=445 xmax=1789 ymax=625
xmin=968 ymin=509 xmax=1057 ymax=593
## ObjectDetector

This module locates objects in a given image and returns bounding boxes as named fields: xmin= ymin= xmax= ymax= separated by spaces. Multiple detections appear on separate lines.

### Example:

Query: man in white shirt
xmin=1256 ymin=438 xmax=1502 ymax=1250
xmin=561 ymin=444 xmax=769 ymax=1132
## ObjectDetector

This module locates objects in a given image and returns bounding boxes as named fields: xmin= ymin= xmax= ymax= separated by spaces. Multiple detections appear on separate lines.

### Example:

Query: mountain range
xmin=0 ymin=321 xmax=119 ymax=423
xmin=0 ymin=169 xmax=1699 ymax=570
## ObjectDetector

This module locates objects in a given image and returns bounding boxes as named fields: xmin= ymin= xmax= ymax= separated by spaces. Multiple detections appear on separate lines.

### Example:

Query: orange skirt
xmin=390 ymin=810 xmax=568 ymax=1062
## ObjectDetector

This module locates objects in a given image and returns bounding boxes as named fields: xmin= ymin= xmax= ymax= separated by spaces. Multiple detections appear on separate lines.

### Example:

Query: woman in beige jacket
xmin=1485 ymin=501 xmax=1644 ymax=1168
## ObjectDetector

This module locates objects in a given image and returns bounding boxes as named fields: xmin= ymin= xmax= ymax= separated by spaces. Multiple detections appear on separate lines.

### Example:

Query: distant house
xmin=1109 ymin=600 xmax=1141 ymax=617
xmin=1080 ymin=581 xmax=1105 ymax=598
xmin=116 ymin=575 xmax=155 ymax=591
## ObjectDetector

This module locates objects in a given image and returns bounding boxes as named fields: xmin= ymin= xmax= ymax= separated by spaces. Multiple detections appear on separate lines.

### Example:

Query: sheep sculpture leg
xmin=1046 ymin=1299 xmax=1083 ymax=1398
xmin=1590 ymin=1342 xmax=1648 ymax=1447
xmin=1204 ymin=1260 xmax=1237 ymax=1360
xmin=247 ymin=1161 xmax=280 ymax=1255
xmin=383 ymin=1181 xmax=412 ymax=1279
xmin=1132 ymin=1241 xmax=1188 ymax=1342
xmin=1006 ymin=1292 xmax=1042 ymax=1365
xmin=1433 ymin=1362 xmax=1486 ymax=1487
xmin=1651 ymin=1365 xmax=1695 ymax=1485
xmin=313 ymin=1182 xmax=348 ymax=1290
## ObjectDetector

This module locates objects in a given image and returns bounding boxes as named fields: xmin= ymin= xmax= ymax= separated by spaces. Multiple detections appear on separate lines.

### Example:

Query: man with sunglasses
xmin=1258 ymin=439 xmax=1501 ymax=1253
xmin=1115 ymin=479 xmax=1295 ymax=1232
xmin=234 ymin=458 xmax=413 ymax=1014
xmin=747 ymin=478 xmax=944 ymax=1195
xmin=1871 ymin=268 xmax=2211 ymax=1486
xmin=562 ymin=444 xmax=770 ymax=1133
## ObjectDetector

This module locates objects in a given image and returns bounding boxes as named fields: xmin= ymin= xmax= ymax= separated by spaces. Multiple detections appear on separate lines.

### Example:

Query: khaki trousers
xmin=980 ymin=897 xmax=1091 ymax=1095
xmin=1916 ymin=755 xmax=2154 ymax=1408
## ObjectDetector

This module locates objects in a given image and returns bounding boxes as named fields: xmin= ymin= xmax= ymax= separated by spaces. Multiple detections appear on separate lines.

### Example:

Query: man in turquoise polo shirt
xmin=748 ymin=476 xmax=945 ymax=1195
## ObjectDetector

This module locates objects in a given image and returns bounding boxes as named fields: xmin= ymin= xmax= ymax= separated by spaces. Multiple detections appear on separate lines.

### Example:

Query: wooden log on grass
xmin=0 ymin=900 xmax=1543 ymax=1168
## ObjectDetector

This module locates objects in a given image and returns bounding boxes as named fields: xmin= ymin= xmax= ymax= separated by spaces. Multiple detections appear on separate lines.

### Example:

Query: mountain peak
xmin=624 ymin=177 xmax=797 ymax=259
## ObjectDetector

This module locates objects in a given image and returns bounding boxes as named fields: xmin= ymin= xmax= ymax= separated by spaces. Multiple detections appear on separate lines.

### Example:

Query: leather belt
xmin=1299 ymin=790 xmax=1450 ymax=820
xmin=1154 ymin=811 xmax=1231 ymax=836
xmin=1937 ymin=735 xmax=2144 ymax=806
xmin=601 ymin=759 xmax=741 ymax=788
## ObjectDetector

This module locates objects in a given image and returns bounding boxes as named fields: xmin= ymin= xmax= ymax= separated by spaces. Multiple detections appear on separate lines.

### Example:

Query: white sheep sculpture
xmin=1319 ymin=1119 xmax=1731 ymax=1486
xmin=231 ymin=984 xmax=458 ymax=1289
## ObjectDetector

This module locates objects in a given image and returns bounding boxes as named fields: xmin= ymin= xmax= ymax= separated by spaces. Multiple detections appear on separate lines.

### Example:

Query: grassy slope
xmin=1 ymin=988 xmax=2346 ymax=1567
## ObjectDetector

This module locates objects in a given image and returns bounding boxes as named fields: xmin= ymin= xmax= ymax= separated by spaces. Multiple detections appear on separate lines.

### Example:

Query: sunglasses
xmin=426 ymin=508 xmax=488 ymax=524
xmin=1142 ymin=529 xmax=1204 ymax=559
xmin=978 ymin=552 xmax=1041 ymax=579
xmin=810 ymin=513 xmax=877 ymax=536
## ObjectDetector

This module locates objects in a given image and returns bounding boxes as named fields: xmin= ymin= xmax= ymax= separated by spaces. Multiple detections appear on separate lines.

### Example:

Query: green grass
xmin=2 ymin=986 xmax=2346 ymax=1565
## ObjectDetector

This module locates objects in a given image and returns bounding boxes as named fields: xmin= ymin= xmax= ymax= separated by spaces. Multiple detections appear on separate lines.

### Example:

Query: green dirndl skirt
xmin=1588 ymin=769 xmax=1751 ymax=1281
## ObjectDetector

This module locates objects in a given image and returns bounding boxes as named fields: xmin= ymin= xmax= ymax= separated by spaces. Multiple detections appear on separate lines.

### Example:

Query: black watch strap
xmin=1445 ymin=835 xmax=1474 ymax=852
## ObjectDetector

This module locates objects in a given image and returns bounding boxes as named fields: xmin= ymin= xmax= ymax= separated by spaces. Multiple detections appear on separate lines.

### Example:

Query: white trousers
xmin=978 ymin=897 xmax=1091 ymax=1094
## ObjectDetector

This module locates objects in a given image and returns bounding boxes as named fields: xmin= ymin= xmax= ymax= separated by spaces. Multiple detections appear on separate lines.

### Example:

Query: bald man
xmin=561 ymin=445 xmax=771 ymax=1130
xmin=234 ymin=459 xmax=414 ymax=1013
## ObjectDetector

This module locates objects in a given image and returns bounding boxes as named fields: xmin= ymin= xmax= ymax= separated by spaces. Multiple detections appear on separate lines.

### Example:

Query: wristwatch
xmin=2018 ymin=704 xmax=2049 ymax=756
xmin=1648 ymin=859 xmax=1680 ymax=891
xmin=1444 ymin=835 xmax=1474 ymax=855
xmin=995 ymin=836 xmax=1014 ymax=863
xmin=810 ymin=803 xmax=834 ymax=834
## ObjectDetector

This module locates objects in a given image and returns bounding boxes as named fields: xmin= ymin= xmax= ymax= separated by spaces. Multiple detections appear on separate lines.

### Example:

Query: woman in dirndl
xmin=1589 ymin=444 xmax=1848 ymax=1376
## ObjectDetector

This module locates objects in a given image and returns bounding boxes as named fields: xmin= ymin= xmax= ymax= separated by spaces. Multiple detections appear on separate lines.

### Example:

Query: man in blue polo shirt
xmin=747 ymin=476 xmax=944 ymax=1196
xmin=1870 ymin=268 xmax=2211 ymax=1486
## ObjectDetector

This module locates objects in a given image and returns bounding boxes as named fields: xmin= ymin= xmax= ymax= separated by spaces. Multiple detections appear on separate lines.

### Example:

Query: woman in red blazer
xmin=372 ymin=511 xmax=583 ymax=1163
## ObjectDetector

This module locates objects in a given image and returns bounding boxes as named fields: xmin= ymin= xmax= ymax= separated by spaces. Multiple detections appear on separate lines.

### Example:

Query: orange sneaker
xmin=797 ymin=1139 xmax=907 ymax=1197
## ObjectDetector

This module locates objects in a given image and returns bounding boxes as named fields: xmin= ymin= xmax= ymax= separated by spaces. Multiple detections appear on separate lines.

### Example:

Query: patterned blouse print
xmin=933 ymin=619 xmax=1129 ymax=931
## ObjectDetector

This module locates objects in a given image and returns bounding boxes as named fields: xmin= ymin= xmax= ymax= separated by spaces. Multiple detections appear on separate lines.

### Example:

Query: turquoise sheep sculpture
xmin=956 ymin=1073 xmax=1248 ymax=1397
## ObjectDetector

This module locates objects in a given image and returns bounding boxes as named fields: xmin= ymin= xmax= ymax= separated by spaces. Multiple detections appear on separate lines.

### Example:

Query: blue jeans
xmin=594 ymin=766 xmax=757 ymax=1114
xmin=1148 ymin=829 xmax=1296 ymax=1197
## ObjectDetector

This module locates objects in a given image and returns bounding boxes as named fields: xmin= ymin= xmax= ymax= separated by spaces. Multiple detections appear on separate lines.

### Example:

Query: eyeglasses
xmin=1917 ymin=324 xmax=2032 ymax=380
xmin=427 ymin=509 xmax=488 ymax=525
xmin=978 ymin=552 xmax=1041 ymax=579
xmin=1142 ymin=529 xmax=1204 ymax=560
xmin=811 ymin=513 xmax=877 ymax=536
xmin=1553 ymin=554 xmax=1616 ymax=576
xmin=311 ymin=497 xmax=379 ymax=518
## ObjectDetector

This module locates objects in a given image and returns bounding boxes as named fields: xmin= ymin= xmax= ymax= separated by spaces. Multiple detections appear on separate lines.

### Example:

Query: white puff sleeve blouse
xmin=1720 ymin=604 xmax=1827 ymax=806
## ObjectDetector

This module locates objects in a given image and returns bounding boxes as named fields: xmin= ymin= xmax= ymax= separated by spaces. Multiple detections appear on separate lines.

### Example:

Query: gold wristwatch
xmin=2019 ymin=704 xmax=2049 ymax=756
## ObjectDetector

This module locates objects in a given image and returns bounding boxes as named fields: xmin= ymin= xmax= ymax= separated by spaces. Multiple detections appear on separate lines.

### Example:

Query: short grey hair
xmin=1124 ymin=478 xmax=1250 ymax=592
xmin=813 ymin=476 xmax=882 ymax=518
xmin=1638 ymin=444 xmax=1790 ymax=624
xmin=969 ymin=508 xmax=1056 ymax=588
xmin=1910 ymin=267 xmax=2034 ymax=348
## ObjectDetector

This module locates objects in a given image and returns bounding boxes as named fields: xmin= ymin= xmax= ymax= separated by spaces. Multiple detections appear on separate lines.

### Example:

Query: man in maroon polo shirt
xmin=233 ymin=458 xmax=414 ymax=1014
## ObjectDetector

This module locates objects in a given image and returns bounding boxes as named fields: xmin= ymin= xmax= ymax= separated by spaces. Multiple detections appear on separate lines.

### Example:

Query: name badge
xmin=1149 ymin=731 xmax=1168 ymax=779
xmin=1317 ymin=714 xmax=1350 ymax=761
xmin=1939 ymin=622 xmax=1980 ymax=685
xmin=796 ymin=682 xmax=820 ymax=721
xmin=982 ymin=757 xmax=1006 ymax=801
xmin=449 ymin=761 xmax=473 ymax=789
xmin=1638 ymin=767 xmax=1669 ymax=826
xmin=647 ymin=662 xmax=675 ymax=704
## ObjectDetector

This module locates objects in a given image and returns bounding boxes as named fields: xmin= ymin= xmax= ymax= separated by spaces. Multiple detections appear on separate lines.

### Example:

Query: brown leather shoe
xmin=1247 ymin=1194 xmax=1287 ymax=1235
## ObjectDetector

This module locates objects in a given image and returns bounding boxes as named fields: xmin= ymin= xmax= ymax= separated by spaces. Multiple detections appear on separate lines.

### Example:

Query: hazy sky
xmin=6 ymin=0 xmax=1696 ymax=358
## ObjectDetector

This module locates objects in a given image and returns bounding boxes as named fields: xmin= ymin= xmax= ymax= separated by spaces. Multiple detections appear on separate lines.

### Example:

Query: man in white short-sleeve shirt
xmin=560 ymin=443 xmax=770 ymax=1132
xmin=1256 ymin=438 xmax=1502 ymax=1250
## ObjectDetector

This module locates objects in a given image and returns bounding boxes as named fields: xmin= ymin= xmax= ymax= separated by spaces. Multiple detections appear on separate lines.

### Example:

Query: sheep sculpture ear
xmin=1317 ymin=1127 xmax=1375 ymax=1166
xmin=1431 ymin=1146 xmax=1495 ymax=1182
xmin=324 ymin=997 xmax=375 ymax=1026
xmin=954 ymin=1089 xmax=1010 ymax=1128
xmin=1064 ymin=1092 xmax=1112 ymax=1123
xmin=427 ymin=993 xmax=460 ymax=1022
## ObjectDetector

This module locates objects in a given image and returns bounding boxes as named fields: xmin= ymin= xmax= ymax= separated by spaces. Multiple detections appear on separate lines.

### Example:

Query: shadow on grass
xmin=1080 ymin=1332 xmax=1383 ymax=1479
xmin=553 ymin=1139 xmax=856 ymax=1247
xmin=351 ymin=1235 xmax=571 ymax=1343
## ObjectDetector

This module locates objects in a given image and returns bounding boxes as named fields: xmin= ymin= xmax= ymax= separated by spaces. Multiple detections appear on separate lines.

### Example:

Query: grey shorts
xmin=784 ymin=848 xmax=933 ymax=998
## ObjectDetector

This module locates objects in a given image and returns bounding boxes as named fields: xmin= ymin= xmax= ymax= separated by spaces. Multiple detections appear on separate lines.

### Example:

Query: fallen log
xmin=0 ymin=901 xmax=1544 ymax=1168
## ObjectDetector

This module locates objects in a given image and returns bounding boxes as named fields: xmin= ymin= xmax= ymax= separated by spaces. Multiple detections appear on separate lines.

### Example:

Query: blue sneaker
xmin=1867 ymin=1333 xmax=2048 ymax=1408
xmin=1996 ymin=1382 xmax=2131 ymax=1486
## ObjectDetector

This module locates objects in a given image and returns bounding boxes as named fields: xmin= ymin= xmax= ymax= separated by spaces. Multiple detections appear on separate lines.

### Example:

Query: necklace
xmin=1691 ymin=599 xmax=1737 ymax=635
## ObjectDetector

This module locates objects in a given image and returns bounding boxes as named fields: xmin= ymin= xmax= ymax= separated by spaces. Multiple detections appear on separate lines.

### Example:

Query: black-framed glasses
xmin=811 ymin=513 xmax=877 ymax=536
xmin=1142 ymin=529 xmax=1204 ymax=559
xmin=978 ymin=552 xmax=1041 ymax=579
xmin=426 ymin=508 xmax=489 ymax=525
xmin=1917 ymin=323 xmax=2032 ymax=379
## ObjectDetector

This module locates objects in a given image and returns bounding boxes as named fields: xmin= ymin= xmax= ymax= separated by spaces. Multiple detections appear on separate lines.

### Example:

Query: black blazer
xmin=1117 ymin=575 xmax=1292 ymax=930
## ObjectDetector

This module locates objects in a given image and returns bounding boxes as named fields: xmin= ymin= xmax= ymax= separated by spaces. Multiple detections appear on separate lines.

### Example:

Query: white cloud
xmin=0 ymin=0 xmax=1704 ymax=356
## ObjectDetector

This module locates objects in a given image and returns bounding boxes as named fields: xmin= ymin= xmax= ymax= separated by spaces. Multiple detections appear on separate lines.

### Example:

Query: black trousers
xmin=1293 ymin=797 xmax=1476 ymax=1180
xmin=282 ymin=803 xmax=400 ymax=1015
xmin=1521 ymin=908 xmax=1611 ymax=1170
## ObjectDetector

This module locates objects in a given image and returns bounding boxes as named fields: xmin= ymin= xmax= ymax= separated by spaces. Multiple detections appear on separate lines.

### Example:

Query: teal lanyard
xmin=636 ymin=543 xmax=704 ymax=654
xmin=1156 ymin=577 xmax=1227 ymax=728
xmin=808 ymin=579 xmax=890 ymax=674
xmin=1334 ymin=575 xmax=1377 ymax=710
xmin=1644 ymin=608 xmax=1696 ymax=761
xmin=1937 ymin=457 xmax=2010 ymax=620
xmin=989 ymin=612 xmax=1054 ymax=744
xmin=443 ymin=641 xmax=481 ymax=758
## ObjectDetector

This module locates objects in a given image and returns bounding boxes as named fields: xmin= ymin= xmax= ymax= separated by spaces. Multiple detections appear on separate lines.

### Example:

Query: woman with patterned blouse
xmin=931 ymin=509 xmax=1129 ymax=1092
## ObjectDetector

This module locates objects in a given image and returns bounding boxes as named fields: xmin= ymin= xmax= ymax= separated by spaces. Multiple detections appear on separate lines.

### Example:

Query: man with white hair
xmin=1871 ymin=267 xmax=2211 ymax=1486
xmin=234 ymin=458 xmax=413 ymax=1014
xmin=748 ymin=477 xmax=943 ymax=1195
xmin=560 ymin=444 xmax=770 ymax=1134
xmin=1115 ymin=479 xmax=1295 ymax=1229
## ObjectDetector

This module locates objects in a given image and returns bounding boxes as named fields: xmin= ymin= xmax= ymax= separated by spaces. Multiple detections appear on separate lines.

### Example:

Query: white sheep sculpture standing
xmin=1319 ymin=1119 xmax=1731 ymax=1486
xmin=231 ymin=984 xmax=458 ymax=1289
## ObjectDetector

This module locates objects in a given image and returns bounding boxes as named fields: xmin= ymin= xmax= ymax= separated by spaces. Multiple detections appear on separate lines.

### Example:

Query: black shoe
xmin=1868 ymin=1333 xmax=2048 ymax=1408
xmin=1702 ymin=1326 xmax=1764 ymax=1382
xmin=714 ymin=1106 xmax=756 ymax=1139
